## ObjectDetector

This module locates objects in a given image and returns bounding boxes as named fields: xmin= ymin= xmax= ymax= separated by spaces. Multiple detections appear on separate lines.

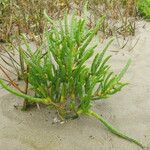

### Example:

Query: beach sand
xmin=0 ymin=21 xmax=150 ymax=150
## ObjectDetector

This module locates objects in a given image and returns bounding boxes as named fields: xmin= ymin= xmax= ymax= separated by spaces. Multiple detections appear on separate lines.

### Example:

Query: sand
xmin=0 ymin=21 xmax=150 ymax=150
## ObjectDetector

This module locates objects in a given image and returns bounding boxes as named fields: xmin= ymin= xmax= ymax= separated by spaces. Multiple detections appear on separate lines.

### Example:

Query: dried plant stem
xmin=0 ymin=66 xmax=23 ymax=92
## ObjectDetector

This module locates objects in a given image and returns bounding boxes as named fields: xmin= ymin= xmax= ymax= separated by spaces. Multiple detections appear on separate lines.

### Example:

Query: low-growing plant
xmin=0 ymin=13 xmax=145 ymax=149
xmin=138 ymin=0 xmax=150 ymax=21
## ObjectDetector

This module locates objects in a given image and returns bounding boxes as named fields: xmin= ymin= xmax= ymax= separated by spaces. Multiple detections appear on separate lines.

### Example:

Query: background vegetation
xmin=138 ymin=0 xmax=150 ymax=21
xmin=0 ymin=0 xmax=68 ymax=42
xmin=0 ymin=0 xmax=144 ymax=43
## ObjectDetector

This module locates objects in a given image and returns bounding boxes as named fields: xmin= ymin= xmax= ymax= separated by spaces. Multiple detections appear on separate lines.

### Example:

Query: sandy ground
xmin=0 ymin=21 xmax=150 ymax=150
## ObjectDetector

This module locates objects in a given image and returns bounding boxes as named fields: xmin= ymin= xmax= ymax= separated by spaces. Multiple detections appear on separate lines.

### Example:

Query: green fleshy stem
xmin=87 ymin=110 xmax=145 ymax=149
xmin=0 ymin=79 xmax=50 ymax=104
xmin=0 ymin=79 xmax=146 ymax=149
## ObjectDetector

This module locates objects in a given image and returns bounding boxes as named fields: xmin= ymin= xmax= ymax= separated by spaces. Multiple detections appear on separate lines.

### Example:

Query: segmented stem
xmin=0 ymin=79 xmax=49 ymax=104
xmin=87 ymin=110 xmax=144 ymax=149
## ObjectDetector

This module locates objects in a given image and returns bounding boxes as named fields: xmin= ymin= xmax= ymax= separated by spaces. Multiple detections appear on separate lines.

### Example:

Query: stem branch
xmin=87 ymin=110 xmax=144 ymax=149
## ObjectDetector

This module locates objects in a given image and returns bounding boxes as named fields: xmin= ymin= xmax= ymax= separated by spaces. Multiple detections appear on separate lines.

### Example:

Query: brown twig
xmin=0 ymin=65 xmax=23 ymax=92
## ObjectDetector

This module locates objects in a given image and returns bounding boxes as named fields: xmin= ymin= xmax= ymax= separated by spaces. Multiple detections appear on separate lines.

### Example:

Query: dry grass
xmin=0 ymin=0 xmax=69 ymax=42
xmin=0 ymin=0 xmax=138 ymax=43
xmin=87 ymin=0 xmax=137 ymax=38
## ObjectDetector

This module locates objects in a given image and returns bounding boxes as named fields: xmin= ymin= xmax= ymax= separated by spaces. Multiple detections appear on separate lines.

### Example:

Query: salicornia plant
xmin=0 ymin=12 xmax=145 ymax=149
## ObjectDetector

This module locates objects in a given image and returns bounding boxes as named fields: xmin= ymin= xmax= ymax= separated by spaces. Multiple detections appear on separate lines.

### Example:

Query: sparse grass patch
xmin=87 ymin=0 xmax=137 ymax=38
xmin=0 ymin=0 xmax=69 ymax=42
xmin=0 ymin=0 xmax=139 ymax=43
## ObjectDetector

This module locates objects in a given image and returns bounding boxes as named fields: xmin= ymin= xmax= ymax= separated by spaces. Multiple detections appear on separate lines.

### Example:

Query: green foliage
xmin=0 ymin=13 xmax=144 ymax=149
xmin=138 ymin=0 xmax=150 ymax=21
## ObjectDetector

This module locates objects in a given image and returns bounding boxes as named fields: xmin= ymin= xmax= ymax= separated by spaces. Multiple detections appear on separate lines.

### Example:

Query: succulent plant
xmin=0 ymin=12 xmax=144 ymax=149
